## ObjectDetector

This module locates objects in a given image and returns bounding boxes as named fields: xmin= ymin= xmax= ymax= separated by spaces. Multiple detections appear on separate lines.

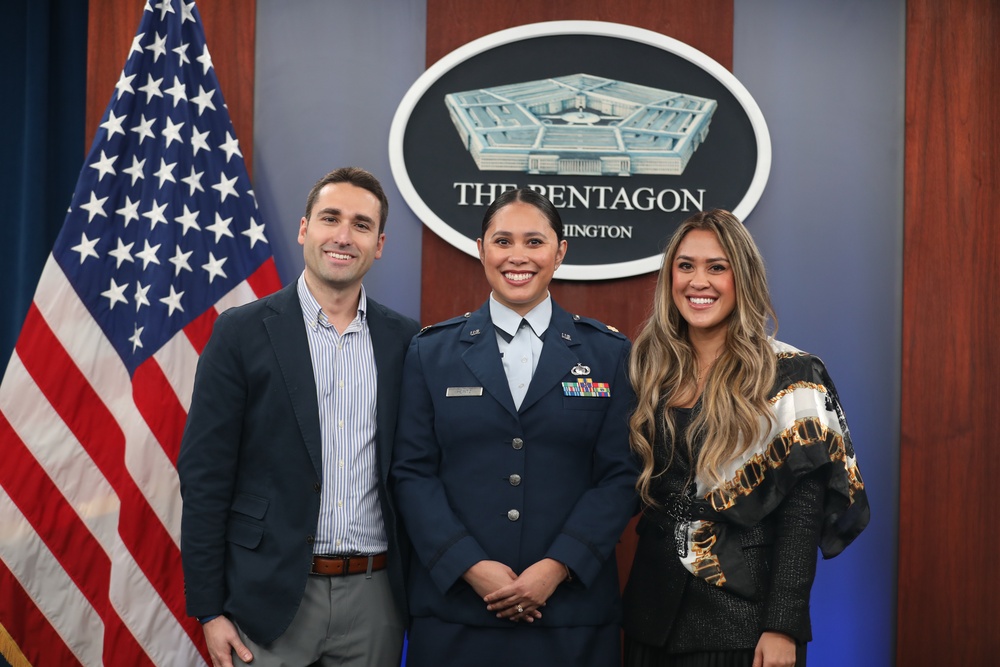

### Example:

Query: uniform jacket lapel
xmin=460 ymin=304 xmax=519 ymax=418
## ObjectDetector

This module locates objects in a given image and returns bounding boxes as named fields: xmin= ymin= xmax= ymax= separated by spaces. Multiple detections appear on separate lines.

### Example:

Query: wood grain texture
xmin=86 ymin=0 xmax=256 ymax=174
xmin=424 ymin=0 xmax=734 ymax=594
xmin=898 ymin=0 xmax=999 ymax=662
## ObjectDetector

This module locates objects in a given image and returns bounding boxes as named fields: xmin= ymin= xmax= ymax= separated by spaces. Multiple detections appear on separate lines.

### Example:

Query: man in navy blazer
xmin=179 ymin=167 xmax=419 ymax=667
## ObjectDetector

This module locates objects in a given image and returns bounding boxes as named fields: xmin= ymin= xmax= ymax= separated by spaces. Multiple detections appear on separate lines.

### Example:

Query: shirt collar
xmin=489 ymin=293 xmax=551 ymax=338
xmin=297 ymin=272 xmax=367 ymax=329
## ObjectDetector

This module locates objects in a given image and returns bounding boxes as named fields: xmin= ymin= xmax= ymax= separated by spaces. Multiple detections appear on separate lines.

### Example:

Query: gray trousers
xmin=235 ymin=569 xmax=404 ymax=667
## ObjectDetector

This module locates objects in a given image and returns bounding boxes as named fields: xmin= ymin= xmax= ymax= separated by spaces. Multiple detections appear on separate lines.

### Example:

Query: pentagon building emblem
xmin=445 ymin=74 xmax=717 ymax=176
xmin=390 ymin=21 xmax=771 ymax=280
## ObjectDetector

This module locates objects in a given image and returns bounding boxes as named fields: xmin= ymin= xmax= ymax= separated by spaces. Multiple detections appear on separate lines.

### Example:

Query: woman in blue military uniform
xmin=390 ymin=188 xmax=638 ymax=666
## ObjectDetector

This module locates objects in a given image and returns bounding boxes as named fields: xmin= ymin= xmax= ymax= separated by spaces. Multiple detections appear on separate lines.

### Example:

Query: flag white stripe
xmin=0 ymin=489 xmax=102 ymax=666
xmin=0 ymin=353 xmax=122 ymax=531
xmin=1 ymin=352 xmax=199 ymax=664
xmin=153 ymin=330 xmax=201 ymax=416
xmin=215 ymin=279 xmax=260 ymax=313
xmin=33 ymin=258 xmax=182 ymax=537
xmin=109 ymin=537 xmax=204 ymax=666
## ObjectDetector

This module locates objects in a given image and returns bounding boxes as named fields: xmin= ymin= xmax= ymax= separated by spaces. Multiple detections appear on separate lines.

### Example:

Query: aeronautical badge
xmin=571 ymin=363 xmax=591 ymax=376
xmin=606 ymin=325 xmax=620 ymax=333
xmin=562 ymin=378 xmax=611 ymax=398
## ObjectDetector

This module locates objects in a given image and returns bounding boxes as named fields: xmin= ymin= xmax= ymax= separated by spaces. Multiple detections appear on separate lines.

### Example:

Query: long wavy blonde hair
xmin=629 ymin=210 xmax=778 ymax=506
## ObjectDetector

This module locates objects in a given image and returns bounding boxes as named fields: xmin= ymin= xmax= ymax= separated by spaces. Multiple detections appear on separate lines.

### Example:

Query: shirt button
xmin=337 ymin=500 xmax=343 ymax=508
xmin=339 ymin=459 xmax=345 ymax=468
xmin=521 ymin=357 xmax=528 ymax=363
xmin=509 ymin=474 xmax=521 ymax=486
xmin=338 ymin=419 xmax=344 ymax=428
xmin=512 ymin=438 xmax=523 ymax=450
xmin=339 ymin=380 xmax=344 ymax=388
xmin=507 ymin=509 xmax=520 ymax=521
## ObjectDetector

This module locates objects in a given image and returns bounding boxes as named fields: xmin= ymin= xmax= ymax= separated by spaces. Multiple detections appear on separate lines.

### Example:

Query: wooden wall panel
xmin=86 ymin=0 xmax=255 ymax=174
xmin=424 ymin=0 xmax=734 ymax=590
xmin=898 ymin=0 xmax=1000 ymax=662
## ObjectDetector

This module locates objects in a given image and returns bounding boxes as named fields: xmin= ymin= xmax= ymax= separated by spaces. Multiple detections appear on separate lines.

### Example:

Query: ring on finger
xmin=516 ymin=605 xmax=524 ymax=614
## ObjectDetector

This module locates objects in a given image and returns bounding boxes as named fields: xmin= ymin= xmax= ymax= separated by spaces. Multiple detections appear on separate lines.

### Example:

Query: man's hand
xmin=484 ymin=558 xmax=568 ymax=622
xmin=202 ymin=616 xmax=254 ymax=667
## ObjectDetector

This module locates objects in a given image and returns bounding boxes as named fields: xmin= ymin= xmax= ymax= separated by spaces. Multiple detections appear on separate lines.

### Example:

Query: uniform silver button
xmin=507 ymin=509 xmax=520 ymax=521
xmin=509 ymin=474 xmax=522 ymax=486
xmin=512 ymin=438 xmax=523 ymax=450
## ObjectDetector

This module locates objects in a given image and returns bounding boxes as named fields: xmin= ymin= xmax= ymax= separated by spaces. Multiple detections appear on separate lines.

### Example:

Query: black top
xmin=623 ymin=405 xmax=826 ymax=652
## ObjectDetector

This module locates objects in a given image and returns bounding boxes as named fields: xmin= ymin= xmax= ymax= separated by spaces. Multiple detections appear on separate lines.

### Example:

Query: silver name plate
xmin=446 ymin=386 xmax=484 ymax=397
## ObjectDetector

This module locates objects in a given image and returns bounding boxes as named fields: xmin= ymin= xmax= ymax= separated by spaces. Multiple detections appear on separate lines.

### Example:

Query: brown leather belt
xmin=311 ymin=553 xmax=387 ymax=576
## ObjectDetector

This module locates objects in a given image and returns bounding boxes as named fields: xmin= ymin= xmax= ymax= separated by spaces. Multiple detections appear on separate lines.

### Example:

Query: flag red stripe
xmin=247 ymin=257 xmax=281 ymax=298
xmin=0 ymin=559 xmax=80 ymax=666
xmin=183 ymin=306 xmax=219 ymax=356
xmin=0 ymin=413 xmax=151 ymax=665
xmin=133 ymin=359 xmax=189 ymax=465
xmin=15 ymin=306 xmax=206 ymax=658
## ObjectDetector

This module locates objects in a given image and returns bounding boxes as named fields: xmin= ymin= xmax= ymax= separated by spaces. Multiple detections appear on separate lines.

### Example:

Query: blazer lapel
xmin=263 ymin=284 xmax=323 ymax=479
xmin=461 ymin=304 xmax=519 ymax=418
xmin=366 ymin=299 xmax=403 ymax=484
xmin=519 ymin=303 xmax=580 ymax=413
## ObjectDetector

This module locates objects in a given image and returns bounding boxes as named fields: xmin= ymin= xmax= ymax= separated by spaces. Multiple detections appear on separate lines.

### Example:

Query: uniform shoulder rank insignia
xmin=573 ymin=315 xmax=626 ymax=339
xmin=417 ymin=313 xmax=468 ymax=336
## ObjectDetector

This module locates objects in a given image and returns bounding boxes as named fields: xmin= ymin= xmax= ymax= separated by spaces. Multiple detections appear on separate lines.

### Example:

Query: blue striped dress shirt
xmin=297 ymin=274 xmax=386 ymax=555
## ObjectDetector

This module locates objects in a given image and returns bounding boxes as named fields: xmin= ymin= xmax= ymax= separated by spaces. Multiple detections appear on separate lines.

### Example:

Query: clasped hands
xmin=463 ymin=557 xmax=569 ymax=623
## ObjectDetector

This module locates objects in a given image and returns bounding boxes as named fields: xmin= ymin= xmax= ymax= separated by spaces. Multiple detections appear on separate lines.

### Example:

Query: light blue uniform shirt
xmin=489 ymin=294 xmax=551 ymax=409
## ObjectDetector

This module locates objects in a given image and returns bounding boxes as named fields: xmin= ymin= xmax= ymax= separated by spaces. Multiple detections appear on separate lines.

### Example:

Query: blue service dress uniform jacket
xmin=390 ymin=300 xmax=638 ymax=634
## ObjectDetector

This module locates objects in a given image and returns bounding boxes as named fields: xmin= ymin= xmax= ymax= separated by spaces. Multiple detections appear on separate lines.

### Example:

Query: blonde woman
xmin=622 ymin=210 xmax=869 ymax=667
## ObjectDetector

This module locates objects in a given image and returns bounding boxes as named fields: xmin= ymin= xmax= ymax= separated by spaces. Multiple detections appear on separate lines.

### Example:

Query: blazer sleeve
xmin=177 ymin=309 xmax=246 ymax=617
xmin=761 ymin=469 xmax=825 ymax=641
xmin=545 ymin=337 xmax=639 ymax=587
xmin=390 ymin=336 xmax=491 ymax=593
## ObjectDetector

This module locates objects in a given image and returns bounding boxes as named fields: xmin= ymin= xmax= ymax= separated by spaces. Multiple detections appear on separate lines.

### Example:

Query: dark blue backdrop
xmin=0 ymin=0 xmax=88 ymax=375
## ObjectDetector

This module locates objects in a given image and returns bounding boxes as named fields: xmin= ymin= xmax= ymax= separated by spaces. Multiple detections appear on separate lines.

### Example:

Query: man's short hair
xmin=304 ymin=167 xmax=389 ymax=233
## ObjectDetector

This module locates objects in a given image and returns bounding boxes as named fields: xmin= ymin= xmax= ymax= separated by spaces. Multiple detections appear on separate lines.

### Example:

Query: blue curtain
xmin=0 ymin=0 xmax=88 ymax=374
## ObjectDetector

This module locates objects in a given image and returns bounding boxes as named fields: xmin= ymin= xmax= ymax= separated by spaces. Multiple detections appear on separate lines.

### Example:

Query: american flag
xmin=0 ymin=1 xmax=280 ymax=664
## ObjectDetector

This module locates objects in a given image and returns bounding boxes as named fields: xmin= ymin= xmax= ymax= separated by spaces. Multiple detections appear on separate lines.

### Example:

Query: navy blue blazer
xmin=178 ymin=282 xmax=419 ymax=645
xmin=390 ymin=300 xmax=638 ymax=628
